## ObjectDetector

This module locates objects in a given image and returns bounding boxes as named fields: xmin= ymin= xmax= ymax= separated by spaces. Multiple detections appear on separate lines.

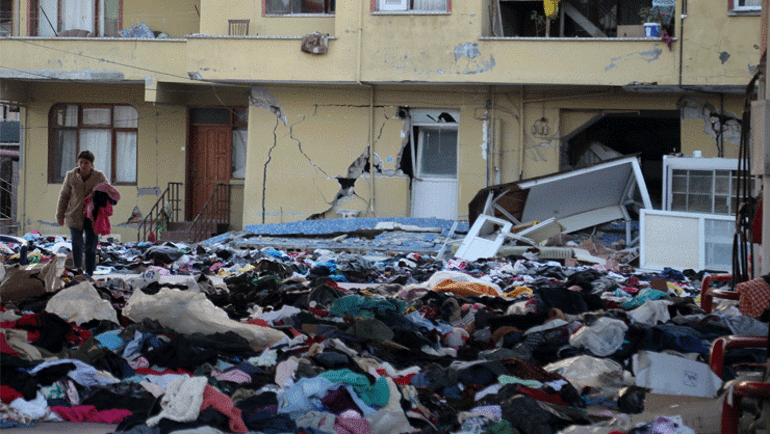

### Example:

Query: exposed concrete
xmin=680 ymin=96 xmax=742 ymax=146
xmin=137 ymin=187 xmax=161 ymax=196
xmin=0 ymin=68 xmax=125 ymax=81
xmin=249 ymin=86 xmax=287 ymax=125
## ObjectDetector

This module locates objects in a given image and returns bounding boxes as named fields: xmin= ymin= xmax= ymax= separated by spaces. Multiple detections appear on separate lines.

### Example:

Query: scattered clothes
xmin=0 ymin=229 xmax=763 ymax=434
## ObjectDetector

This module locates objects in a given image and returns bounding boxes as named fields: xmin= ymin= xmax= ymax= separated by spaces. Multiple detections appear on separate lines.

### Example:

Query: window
xmin=375 ymin=0 xmax=448 ymax=12
xmin=49 ymin=104 xmax=138 ymax=185
xmin=0 ymin=0 xmax=12 ymax=36
xmin=30 ymin=0 xmax=120 ymax=36
xmin=731 ymin=0 xmax=761 ymax=12
xmin=265 ymin=0 xmax=334 ymax=14
xmin=662 ymin=156 xmax=759 ymax=216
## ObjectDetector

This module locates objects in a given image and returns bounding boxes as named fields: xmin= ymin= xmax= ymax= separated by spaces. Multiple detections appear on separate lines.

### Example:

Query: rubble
xmin=0 ymin=218 xmax=765 ymax=434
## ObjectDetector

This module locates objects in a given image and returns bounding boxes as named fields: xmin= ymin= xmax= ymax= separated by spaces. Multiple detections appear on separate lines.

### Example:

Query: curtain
xmin=80 ymin=129 xmax=111 ymax=181
xmin=83 ymin=107 xmax=111 ymax=125
xmin=55 ymin=130 xmax=77 ymax=181
xmin=116 ymin=132 xmax=137 ymax=183
xmin=232 ymin=129 xmax=247 ymax=179
xmin=114 ymin=106 xmax=138 ymax=128
xmin=413 ymin=0 xmax=447 ymax=12
xmin=61 ymin=0 xmax=95 ymax=32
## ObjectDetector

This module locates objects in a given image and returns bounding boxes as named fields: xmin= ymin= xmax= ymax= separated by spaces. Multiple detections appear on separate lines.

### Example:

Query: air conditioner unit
xmin=379 ymin=0 xmax=408 ymax=11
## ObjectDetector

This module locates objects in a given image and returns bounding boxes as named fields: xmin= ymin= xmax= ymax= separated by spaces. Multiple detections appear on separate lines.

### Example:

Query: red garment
xmin=201 ymin=384 xmax=248 ymax=433
xmin=51 ymin=405 xmax=131 ymax=423
xmin=133 ymin=367 xmax=192 ymax=376
xmin=0 ymin=333 xmax=20 ymax=357
xmin=1 ymin=385 xmax=23 ymax=404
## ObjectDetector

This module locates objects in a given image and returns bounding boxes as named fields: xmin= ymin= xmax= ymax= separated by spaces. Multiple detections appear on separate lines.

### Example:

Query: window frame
xmin=28 ymin=0 xmax=122 ymax=36
xmin=48 ymin=103 xmax=138 ymax=186
xmin=262 ymin=0 xmax=335 ymax=16
xmin=371 ymin=0 xmax=451 ymax=14
xmin=729 ymin=0 xmax=761 ymax=14
xmin=662 ymin=155 xmax=759 ymax=216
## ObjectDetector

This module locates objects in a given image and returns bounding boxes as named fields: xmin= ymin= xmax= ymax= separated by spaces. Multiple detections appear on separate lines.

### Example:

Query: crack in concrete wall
xmin=290 ymin=105 xmax=331 ymax=179
xmin=679 ymin=96 xmax=742 ymax=148
xmin=261 ymin=117 xmax=282 ymax=224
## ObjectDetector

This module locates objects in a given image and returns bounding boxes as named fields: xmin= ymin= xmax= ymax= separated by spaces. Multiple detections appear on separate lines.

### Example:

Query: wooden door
xmin=188 ymin=125 xmax=231 ymax=220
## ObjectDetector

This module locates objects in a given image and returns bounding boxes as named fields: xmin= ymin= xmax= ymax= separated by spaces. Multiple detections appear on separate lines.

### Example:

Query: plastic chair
xmin=709 ymin=335 xmax=770 ymax=433
xmin=228 ymin=19 xmax=249 ymax=36
xmin=701 ymin=273 xmax=740 ymax=313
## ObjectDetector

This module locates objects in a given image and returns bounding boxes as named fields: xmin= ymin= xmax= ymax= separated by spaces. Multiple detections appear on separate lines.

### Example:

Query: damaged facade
xmin=0 ymin=0 xmax=761 ymax=242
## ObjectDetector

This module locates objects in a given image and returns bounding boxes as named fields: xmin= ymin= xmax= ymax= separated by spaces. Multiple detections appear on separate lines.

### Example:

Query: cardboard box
xmin=617 ymin=25 xmax=645 ymax=38
xmin=633 ymin=351 xmax=723 ymax=398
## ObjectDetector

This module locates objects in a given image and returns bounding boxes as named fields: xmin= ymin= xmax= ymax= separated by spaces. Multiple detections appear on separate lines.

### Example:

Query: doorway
xmin=188 ymin=108 xmax=233 ymax=221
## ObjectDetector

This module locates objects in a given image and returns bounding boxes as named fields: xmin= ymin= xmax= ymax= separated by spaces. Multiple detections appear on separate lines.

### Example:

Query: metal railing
xmin=138 ymin=182 xmax=182 ymax=242
xmin=189 ymin=183 xmax=231 ymax=243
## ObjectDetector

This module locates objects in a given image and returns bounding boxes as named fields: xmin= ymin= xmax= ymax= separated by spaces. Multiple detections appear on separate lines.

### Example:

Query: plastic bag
xmin=544 ymin=355 xmax=633 ymax=397
xmin=45 ymin=281 xmax=119 ymax=325
xmin=123 ymin=287 xmax=286 ymax=350
xmin=569 ymin=317 xmax=628 ymax=357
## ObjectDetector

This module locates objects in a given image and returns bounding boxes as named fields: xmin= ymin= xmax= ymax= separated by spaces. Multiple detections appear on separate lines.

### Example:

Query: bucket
xmin=643 ymin=22 xmax=660 ymax=38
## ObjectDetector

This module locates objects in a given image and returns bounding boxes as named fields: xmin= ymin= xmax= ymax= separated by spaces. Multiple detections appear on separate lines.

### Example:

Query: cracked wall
xmin=679 ymin=96 xmax=744 ymax=158
xmin=244 ymin=87 xmax=490 ymax=225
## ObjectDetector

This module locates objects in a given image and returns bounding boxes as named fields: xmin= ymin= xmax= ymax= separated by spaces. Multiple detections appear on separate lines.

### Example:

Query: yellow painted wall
xmin=121 ymin=0 xmax=201 ymax=38
xmin=18 ymin=84 xmax=188 ymax=242
xmin=200 ymin=0 xmax=335 ymax=36
xmin=682 ymin=1 xmax=761 ymax=85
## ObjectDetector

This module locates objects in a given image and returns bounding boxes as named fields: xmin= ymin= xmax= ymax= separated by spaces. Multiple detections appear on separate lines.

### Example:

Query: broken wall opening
xmin=492 ymin=0 xmax=675 ymax=38
xmin=561 ymin=110 xmax=680 ymax=209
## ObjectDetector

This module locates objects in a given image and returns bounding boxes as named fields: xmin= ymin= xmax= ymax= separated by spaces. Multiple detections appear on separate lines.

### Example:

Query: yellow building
xmin=0 ymin=0 xmax=761 ymax=241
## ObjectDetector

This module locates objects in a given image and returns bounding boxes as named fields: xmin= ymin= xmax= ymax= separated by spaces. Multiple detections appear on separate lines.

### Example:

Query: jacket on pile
xmin=55 ymin=168 xmax=108 ymax=230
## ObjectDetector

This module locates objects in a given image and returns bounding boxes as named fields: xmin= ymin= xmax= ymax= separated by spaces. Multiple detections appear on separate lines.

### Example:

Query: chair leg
xmin=722 ymin=395 xmax=742 ymax=434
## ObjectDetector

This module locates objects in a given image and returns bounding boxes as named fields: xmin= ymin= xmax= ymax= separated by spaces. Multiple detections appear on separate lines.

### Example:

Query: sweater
xmin=55 ymin=168 xmax=107 ymax=231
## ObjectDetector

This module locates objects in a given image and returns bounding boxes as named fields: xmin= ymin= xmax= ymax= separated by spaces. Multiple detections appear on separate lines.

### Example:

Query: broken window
xmin=490 ymin=0 xmax=674 ymax=38
xmin=266 ymin=0 xmax=335 ymax=14
xmin=376 ymin=0 xmax=448 ymax=12
xmin=48 ymin=104 xmax=138 ymax=185
xmin=29 ymin=0 xmax=120 ymax=36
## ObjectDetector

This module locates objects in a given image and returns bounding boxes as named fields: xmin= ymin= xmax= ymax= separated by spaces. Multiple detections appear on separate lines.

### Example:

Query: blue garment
xmin=654 ymin=324 xmax=711 ymax=355
xmin=94 ymin=329 xmax=125 ymax=352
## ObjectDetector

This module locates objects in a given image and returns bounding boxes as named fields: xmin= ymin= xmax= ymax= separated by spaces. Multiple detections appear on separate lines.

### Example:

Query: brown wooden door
xmin=188 ymin=125 xmax=231 ymax=220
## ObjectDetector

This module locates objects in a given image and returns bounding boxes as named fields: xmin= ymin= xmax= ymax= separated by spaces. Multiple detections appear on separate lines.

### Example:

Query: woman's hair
xmin=77 ymin=150 xmax=95 ymax=163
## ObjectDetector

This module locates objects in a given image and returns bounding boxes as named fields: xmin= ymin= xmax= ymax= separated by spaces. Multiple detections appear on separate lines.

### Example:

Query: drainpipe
xmin=369 ymin=85 xmax=376 ymax=216
xmin=678 ymin=1 xmax=685 ymax=87
xmin=518 ymin=85 xmax=526 ymax=180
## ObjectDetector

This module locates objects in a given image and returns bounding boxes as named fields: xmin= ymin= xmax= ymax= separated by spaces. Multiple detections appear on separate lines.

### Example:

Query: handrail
xmin=138 ymin=182 xmax=182 ymax=242
xmin=189 ymin=183 xmax=231 ymax=243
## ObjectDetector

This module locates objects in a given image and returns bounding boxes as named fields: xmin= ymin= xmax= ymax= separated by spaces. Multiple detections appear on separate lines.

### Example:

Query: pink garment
xmin=334 ymin=416 xmax=372 ymax=434
xmin=83 ymin=182 xmax=120 ymax=236
xmin=201 ymin=384 xmax=248 ymax=433
xmin=51 ymin=405 xmax=131 ymax=423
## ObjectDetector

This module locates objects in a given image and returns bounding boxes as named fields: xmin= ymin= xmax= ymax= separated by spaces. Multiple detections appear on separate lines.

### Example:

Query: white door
xmin=410 ymin=111 xmax=459 ymax=219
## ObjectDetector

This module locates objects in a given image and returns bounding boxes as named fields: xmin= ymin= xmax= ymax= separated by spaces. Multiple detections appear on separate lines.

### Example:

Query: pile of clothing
xmin=1 ymin=237 xmax=766 ymax=434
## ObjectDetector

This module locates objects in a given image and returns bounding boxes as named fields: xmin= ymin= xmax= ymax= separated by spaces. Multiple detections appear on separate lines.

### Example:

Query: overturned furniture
xmin=458 ymin=155 xmax=652 ymax=260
